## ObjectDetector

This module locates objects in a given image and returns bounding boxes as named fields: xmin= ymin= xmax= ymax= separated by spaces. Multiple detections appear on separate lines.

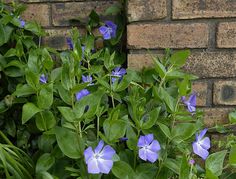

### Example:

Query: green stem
xmin=0 ymin=131 xmax=12 ymax=145
xmin=78 ymin=122 xmax=82 ymax=138
xmin=97 ymin=115 xmax=100 ymax=141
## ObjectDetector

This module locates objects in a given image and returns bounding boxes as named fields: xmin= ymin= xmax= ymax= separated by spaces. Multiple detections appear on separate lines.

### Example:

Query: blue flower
xmin=137 ymin=134 xmax=161 ymax=163
xmin=181 ymin=93 xmax=196 ymax=113
xmin=99 ymin=21 xmax=117 ymax=40
xmin=19 ymin=18 xmax=25 ymax=28
xmin=111 ymin=67 xmax=126 ymax=83
xmin=192 ymin=129 xmax=210 ymax=160
xmin=39 ymin=74 xmax=47 ymax=84
xmin=76 ymin=89 xmax=90 ymax=101
xmin=84 ymin=140 xmax=116 ymax=174
xmin=82 ymin=75 xmax=93 ymax=85
xmin=66 ymin=37 xmax=73 ymax=50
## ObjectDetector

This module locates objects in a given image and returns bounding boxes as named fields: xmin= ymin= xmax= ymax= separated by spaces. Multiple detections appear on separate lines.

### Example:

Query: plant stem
xmin=0 ymin=131 xmax=13 ymax=145
xmin=78 ymin=122 xmax=82 ymax=138
xmin=97 ymin=115 xmax=100 ymax=141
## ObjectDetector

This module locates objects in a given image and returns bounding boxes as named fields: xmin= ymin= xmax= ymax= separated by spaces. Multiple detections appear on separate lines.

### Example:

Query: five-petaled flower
xmin=76 ymin=89 xmax=90 ymax=101
xmin=84 ymin=140 xmax=116 ymax=174
xmin=111 ymin=67 xmax=126 ymax=83
xmin=137 ymin=134 xmax=161 ymax=163
xmin=181 ymin=93 xmax=196 ymax=113
xmin=39 ymin=74 xmax=47 ymax=84
xmin=192 ymin=129 xmax=210 ymax=160
xmin=99 ymin=21 xmax=117 ymax=40
xmin=82 ymin=75 xmax=93 ymax=85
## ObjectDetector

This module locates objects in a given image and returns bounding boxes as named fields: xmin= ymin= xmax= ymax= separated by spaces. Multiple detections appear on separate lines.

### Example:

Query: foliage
xmin=0 ymin=1 xmax=236 ymax=179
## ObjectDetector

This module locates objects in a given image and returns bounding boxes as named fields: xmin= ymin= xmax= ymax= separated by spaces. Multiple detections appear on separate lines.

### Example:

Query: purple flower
xmin=99 ymin=21 xmax=117 ymax=40
xmin=119 ymin=137 xmax=128 ymax=142
xmin=66 ymin=37 xmax=73 ymax=50
xmin=84 ymin=140 xmax=116 ymax=174
xmin=189 ymin=159 xmax=195 ymax=165
xmin=82 ymin=75 xmax=93 ymax=85
xmin=19 ymin=18 xmax=25 ymax=28
xmin=76 ymin=89 xmax=90 ymax=101
xmin=192 ymin=129 xmax=211 ymax=160
xmin=137 ymin=134 xmax=161 ymax=163
xmin=111 ymin=67 xmax=126 ymax=83
xmin=39 ymin=74 xmax=47 ymax=84
xmin=181 ymin=93 xmax=196 ymax=113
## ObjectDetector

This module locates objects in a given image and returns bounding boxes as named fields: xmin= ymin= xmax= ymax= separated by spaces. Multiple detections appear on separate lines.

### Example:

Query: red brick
xmin=203 ymin=108 xmax=233 ymax=127
xmin=192 ymin=82 xmax=208 ymax=107
xmin=173 ymin=0 xmax=236 ymax=19
xmin=127 ymin=23 xmax=209 ymax=49
xmin=22 ymin=4 xmax=50 ymax=27
xmin=217 ymin=22 xmax=236 ymax=48
xmin=128 ymin=52 xmax=236 ymax=78
xmin=52 ymin=1 xmax=117 ymax=26
xmin=127 ymin=0 xmax=167 ymax=22
xmin=214 ymin=80 xmax=236 ymax=105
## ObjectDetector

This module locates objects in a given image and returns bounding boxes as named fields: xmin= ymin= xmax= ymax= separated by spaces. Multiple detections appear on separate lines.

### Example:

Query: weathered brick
xmin=127 ymin=0 xmax=167 ymax=22
xmin=127 ymin=23 xmax=209 ymax=49
xmin=42 ymin=29 xmax=71 ymax=50
xmin=192 ymin=82 xmax=208 ymax=107
xmin=203 ymin=108 xmax=233 ymax=127
xmin=128 ymin=52 xmax=236 ymax=78
xmin=214 ymin=80 xmax=236 ymax=105
xmin=52 ymin=1 xmax=116 ymax=26
xmin=172 ymin=0 xmax=236 ymax=19
xmin=217 ymin=22 xmax=236 ymax=48
xmin=21 ymin=4 xmax=50 ymax=27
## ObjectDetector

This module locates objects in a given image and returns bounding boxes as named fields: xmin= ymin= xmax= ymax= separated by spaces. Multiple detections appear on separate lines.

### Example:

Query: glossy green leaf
xmin=22 ymin=103 xmax=42 ymax=124
xmin=141 ymin=107 xmax=161 ymax=129
xmin=153 ymin=57 xmax=166 ymax=79
xmin=229 ymin=145 xmax=236 ymax=166
xmin=58 ymin=106 xmax=76 ymax=122
xmin=229 ymin=111 xmax=236 ymax=124
xmin=37 ymin=83 xmax=53 ymax=109
xmin=36 ymin=111 xmax=56 ymax=131
xmin=157 ymin=122 xmax=171 ymax=139
xmin=13 ymin=84 xmax=35 ymax=97
xmin=170 ymin=50 xmax=190 ymax=67
xmin=179 ymin=156 xmax=190 ymax=179
xmin=36 ymin=153 xmax=55 ymax=173
xmin=112 ymin=161 xmax=135 ymax=179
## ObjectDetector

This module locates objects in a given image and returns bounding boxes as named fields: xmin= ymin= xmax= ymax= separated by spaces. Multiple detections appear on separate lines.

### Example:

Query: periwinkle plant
xmin=1 ymin=1 xmax=236 ymax=179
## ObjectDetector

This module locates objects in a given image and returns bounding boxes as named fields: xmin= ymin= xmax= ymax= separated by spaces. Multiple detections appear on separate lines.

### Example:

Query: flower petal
xmin=100 ymin=145 xmax=115 ymax=160
xmin=97 ymin=158 xmax=113 ymax=174
xmin=197 ymin=128 xmax=208 ymax=141
xmin=187 ymin=104 xmax=196 ymax=113
xmin=137 ymin=135 xmax=146 ymax=147
xmin=84 ymin=147 xmax=94 ymax=164
xmin=200 ymin=137 xmax=210 ymax=150
xmin=105 ymin=21 xmax=117 ymax=31
xmin=139 ymin=148 xmax=147 ymax=161
xmin=118 ymin=68 xmax=126 ymax=76
xmin=95 ymin=140 xmax=104 ymax=154
xmin=189 ymin=94 xmax=196 ymax=107
xmin=192 ymin=142 xmax=209 ymax=160
xmin=144 ymin=134 xmax=154 ymax=145
xmin=87 ymin=158 xmax=100 ymax=174
xmin=148 ymin=140 xmax=161 ymax=152
xmin=76 ymin=89 xmax=90 ymax=101
xmin=99 ymin=26 xmax=108 ymax=35
xmin=146 ymin=149 xmax=158 ymax=163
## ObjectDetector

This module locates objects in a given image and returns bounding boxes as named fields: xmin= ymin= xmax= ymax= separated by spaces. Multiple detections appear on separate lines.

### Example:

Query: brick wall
xmin=127 ymin=0 xmax=236 ymax=127
xmin=11 ymin=0 xmax=117 ymax=50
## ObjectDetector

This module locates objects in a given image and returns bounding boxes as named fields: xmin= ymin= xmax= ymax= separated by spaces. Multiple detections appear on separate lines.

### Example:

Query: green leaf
xmin=135 ymin=163 xmax=157 ymax=179
xmin=36 ymin=171 xmax=54 ymax=179
xmin=56 ymin=83 xmax=71 ymax=105
xmin=229 ymin=111 xmax=236 ymax=124
xmin=42 ymin=48 xmax=53 ymax=70
xmin=112 ymin=161 xmax=135 ymax=179
xmin=157 ymin=122 xmax=171 ymax=139
xmin=170 ymin=50 xmax=190 ymax=67
xmin=55 ymin=127 xmax=84 ymax=159
xmin=206 ymin=150 xmax=227 ymax=177
xmin=159 ymin=87 xmax=175 ymax=112
xmin=164 ymin=158 xmax=180 ymax=174
xmin=141 ymin=107 xmax=161 ymax=129
xmin=105 ymin=3 xmax=122 ymax=15
xmin=22 ymin=103 xmax=42 ymax=124
xmin=36 ymin=153 xmax=55 ymax=173
xmin=37 ymin=83 xmax=53 ymax=109
xmin=61 ymin=62 xmax=72 ymax=90
xmin=58 ymin=107 xmax=76 ymax=122
xmin=35 ymin=111 xmax=56 ymax=131
xmin=179 ymin=156 xmax=190 ymax=179
xmin=229 ymin=145 xmax=236 ymax=166
xmin=172 ymin=123 xmax=198 ymax=141
xmin=13 ymin=84 xmax=35 ymax=97
xmin=152 ymin=57 xmax=166 ymax=79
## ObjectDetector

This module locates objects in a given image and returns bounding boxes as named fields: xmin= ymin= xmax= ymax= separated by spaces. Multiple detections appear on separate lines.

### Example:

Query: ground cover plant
xmin=1 ymin=1 xmax=236 ymax=178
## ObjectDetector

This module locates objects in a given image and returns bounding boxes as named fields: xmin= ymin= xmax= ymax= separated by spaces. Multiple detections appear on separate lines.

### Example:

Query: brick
xmin=42 ymin=29 xmax=71 ymax=50
xmin=21 ymin=4 xmax=50 ymax=27
xmin=217 ymin=22 xmax=236 ymax=48
xmin=214 ymin=80 xmax=236 ymax=105
xmin=127 ymin=23 xmax=209 ymax=49
xmin=192 ymin=82 xmax=208 ymax=106
xmin=127 ymin=0 xmax=167 ymax=22
xmin=203 ymin=108 xmax=233 ymax=127
xmin=173 ymin=0 xmax=236 ymax=19
xmin=52 ymin=1 xmax=117 ymax=26
xmin=128 ymin=52 xmax=236 ymax=78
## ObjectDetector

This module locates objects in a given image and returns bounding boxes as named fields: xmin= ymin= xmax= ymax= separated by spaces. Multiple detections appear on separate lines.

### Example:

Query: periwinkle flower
xmin=192 ymin=129 xmax=211 ymax=160
xmin=66 ymin=37 xmax=73 ymax=50
xmin=137 ymin=134 xmax=161 ymax=163
xmin=119 ymin=137 xmax=128 ymax=142
xmin=181 ymin=93 xmax=196 ymax=113
xmin=39 ymin=74 xmax=47 ymax=84
xmin=82 ymin=75 xmax=93 ymax=85
xmin=111 ymin=67 xmax=126 ymax=83
xmin=84 ymin=140 xmax=116 ymax=174
xmin=19 ymin=18 xmax=25 ymax=28
xmin=189 ymin=159 xmax=195 ymax=165
xmin=99 ymin=21 xmax=117 ymax=40
xmin=76 ymin=89 xmax=90 ymax=101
